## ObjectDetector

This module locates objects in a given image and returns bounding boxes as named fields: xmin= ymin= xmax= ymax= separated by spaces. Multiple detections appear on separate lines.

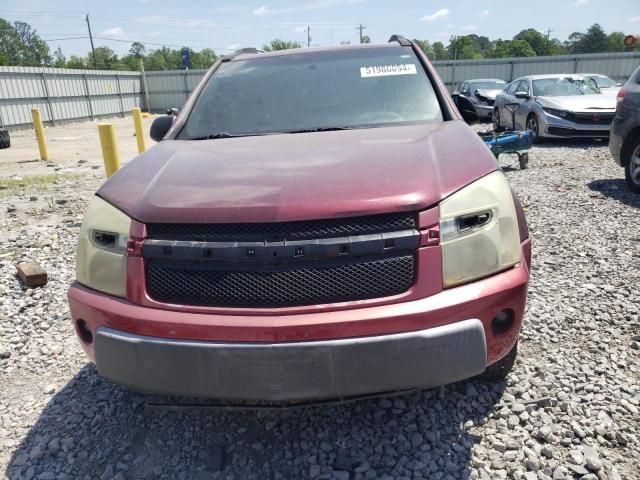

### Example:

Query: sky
xmin=2 ymin=0 xmax=639 ymax=58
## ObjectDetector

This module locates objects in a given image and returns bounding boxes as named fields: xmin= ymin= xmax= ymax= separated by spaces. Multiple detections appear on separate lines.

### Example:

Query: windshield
xmin=532 ymin=77 xmax=601 ymax=96
xmin=588 ymin=76 xmax=617 ymax=88
xmin=470 ymin=81 xmax=507 ymax=90
xmin=178 ymin=47 xmax=443 ymax=139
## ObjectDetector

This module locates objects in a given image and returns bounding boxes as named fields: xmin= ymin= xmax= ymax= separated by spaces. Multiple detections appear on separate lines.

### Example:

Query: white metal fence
xmin=0 ymin=66 xmax=142 ymax=129
xmin=2 ymin=51 xmax=639 ymax=129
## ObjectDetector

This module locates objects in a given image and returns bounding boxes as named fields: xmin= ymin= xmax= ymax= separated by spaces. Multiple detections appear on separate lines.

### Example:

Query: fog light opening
xmin=491 ymin=309 xmax=514 ymax=336
xmin=76 ymin=319 xmax=93 ymax=344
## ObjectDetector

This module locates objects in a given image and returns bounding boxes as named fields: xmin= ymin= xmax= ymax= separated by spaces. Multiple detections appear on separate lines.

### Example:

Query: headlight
xmin=75 ymin=196 xmax=131 ymax=297
xmin=543 ymin=107 xmax=570 ymax=119
xmin=440 ymin=171 xmax=521 ymax=288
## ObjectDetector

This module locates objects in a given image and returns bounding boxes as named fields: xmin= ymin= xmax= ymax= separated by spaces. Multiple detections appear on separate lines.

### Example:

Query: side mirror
xmin=150 ymin=115 xmax=174 ymax=142
xmin=514 ymin=91 xmax=530 ymax=99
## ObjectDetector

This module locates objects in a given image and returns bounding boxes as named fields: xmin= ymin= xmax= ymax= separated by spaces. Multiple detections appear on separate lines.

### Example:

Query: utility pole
xmin=307 ymin=26 xmax=311 ymax=47
xmin=545 ymin=28 xmax=553 ymax=55
xmin=85 ymin=14 xmax=97 ymax=68
xmin=358 ymin=24 xmax=366 ymax=44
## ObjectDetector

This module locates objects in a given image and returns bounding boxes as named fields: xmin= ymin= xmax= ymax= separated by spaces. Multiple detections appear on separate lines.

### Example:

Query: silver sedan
xmin=493 ymin=74 xmax=617 ymax=141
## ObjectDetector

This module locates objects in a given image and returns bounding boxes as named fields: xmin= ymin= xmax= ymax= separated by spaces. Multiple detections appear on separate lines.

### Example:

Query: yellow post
xmin=31 ymin=108 xmax=49 ymax=161
xmin=132 ymin=108 xmax=146 ymax=153
xmin=98 ymin=124 xmax=121 ymax=177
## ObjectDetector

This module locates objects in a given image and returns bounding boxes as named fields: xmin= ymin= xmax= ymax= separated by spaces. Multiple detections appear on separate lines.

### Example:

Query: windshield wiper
xmin=284 ymin=126 xmax=356 ymax=134
xmin=189 ymin=132 xmax=265 ymax=140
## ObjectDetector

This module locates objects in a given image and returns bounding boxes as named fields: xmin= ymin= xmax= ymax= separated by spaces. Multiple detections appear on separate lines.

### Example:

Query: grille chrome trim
xmin=142 ymin=229 xmax=419 ymax=265
xmin=147 ymin=212 xmax=417 ymax=243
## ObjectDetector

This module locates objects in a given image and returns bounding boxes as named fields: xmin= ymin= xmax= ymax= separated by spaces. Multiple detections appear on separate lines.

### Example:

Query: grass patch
xmin=0 ymin=173 xmax=83 ymax=200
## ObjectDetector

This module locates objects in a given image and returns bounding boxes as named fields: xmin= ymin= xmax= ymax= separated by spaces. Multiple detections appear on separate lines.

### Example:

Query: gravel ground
xmin=1 ymin=124 xmax=639 ymax=480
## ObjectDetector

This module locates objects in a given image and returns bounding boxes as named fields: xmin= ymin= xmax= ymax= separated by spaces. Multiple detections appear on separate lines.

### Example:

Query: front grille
xmin=146 ymin=254 xmax=415 ymax=308
xmin=147 ymin=212 xmax=416 ymax=242
xmin=570 ymin=112 xmax=615 ymax=125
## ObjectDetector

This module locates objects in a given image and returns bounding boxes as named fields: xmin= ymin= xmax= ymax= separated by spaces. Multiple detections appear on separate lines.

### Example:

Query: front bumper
xmin=475 ymin=104 xmax=494 ymax=119
xmin=68 ymin=241 xmax=530 ymax=400
xmin=540 ymin=113 xmax=612 ymax=139
xmin=94 ymin=320 xmax=486 ymax=401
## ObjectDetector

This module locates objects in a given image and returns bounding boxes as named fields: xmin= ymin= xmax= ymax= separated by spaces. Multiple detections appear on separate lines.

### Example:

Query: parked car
xmin=493 ymin=74 xmax=617 ymax=142
xmin=452 ymin=78 xmax=507 ymax=123
xmin=580 ymin=73 xmax=622 ymax=98
xmin=68 ymin=37 xmax=531 ymax=402
xmin=610 ymin=64 xmax=640 ymax=193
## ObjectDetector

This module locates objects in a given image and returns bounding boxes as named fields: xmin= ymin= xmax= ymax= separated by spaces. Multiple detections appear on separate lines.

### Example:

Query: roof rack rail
xmin=221 ymin=47 xmax=266 ymax=62
xmin=388 ymin=35 xmax=412 ymax=47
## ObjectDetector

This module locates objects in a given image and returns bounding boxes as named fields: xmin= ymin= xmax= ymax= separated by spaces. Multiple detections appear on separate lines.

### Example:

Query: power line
xmin=42 ymin=36 xmax=89 ymax=42
xmin=93 ymin=37 xmax=234 ymax=50
xmin=42 ymin=35 xmax=235 ymax=50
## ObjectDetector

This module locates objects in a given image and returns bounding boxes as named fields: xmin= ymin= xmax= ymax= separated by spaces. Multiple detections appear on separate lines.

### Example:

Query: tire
xmin=0 ymin=129 xmax=10 ymax=149
xmin=480 ymin=341 xmax=518 ymax=381
xmin=623 ymin=135 xmax=640 ymax=194
xmin=492 ymin=108 xmax=504 ymax=133
xmin=526 ymin=114 xmax=541 ymax=143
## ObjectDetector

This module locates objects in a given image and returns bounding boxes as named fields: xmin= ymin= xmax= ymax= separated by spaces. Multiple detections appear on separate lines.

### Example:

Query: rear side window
xmin=178 ymin=47 xmax=443 ymax=139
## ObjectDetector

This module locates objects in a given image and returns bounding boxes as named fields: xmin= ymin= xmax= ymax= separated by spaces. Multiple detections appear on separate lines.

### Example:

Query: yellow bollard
xmin=132 ymin=108 xmax=146 ymax=153
xmin=98 ymin=124 xmax=121 ymax=177
xmin=31 ymin=108 xmax=49 ymax=161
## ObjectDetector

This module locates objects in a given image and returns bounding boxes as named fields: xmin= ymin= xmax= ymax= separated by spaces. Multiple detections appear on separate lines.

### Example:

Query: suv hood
xmin=98 ymin=121 xmax=499 ymax=224
xmin=537 ymin=94 xmax=616 ymax=112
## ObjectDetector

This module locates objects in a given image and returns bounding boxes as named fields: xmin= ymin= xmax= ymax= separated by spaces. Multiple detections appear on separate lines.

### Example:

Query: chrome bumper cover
xmin=95 ymin=319 xmax=487 ymax=401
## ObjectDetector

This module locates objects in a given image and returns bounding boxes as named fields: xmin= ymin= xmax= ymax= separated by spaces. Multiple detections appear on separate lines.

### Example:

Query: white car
xmin=579 ymin=73 xmax=622 ymax=98
xmin=493 ymin=74 xmax=617 ymax=141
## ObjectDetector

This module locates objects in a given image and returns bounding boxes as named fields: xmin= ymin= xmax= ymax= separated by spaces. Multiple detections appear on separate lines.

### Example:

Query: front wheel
xmin=492 ymin=108 xmax=504 ymax=133
xmin=624 ymin=137 xmax=640 ymax=194
xmin=526 ymin=114 xmax=541 ymax=143
xmin=480 ymin=341 xmax=518 ymax=381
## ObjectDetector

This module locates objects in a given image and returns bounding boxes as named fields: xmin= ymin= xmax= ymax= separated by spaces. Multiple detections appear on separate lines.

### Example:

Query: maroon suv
xmin=68 ymin=37 xmax=531 ymax=401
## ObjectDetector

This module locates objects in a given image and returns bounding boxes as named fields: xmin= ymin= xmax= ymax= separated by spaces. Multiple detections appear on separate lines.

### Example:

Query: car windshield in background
xmin=532 ymin=77 xmax=600 ymax=96
xmin=178 ymin=47 xmax=443 ymax=139
xmin=470 ymin=81 xmax=507 ymax=90
xmin=588 ymin=76 xmax=617 ymax=88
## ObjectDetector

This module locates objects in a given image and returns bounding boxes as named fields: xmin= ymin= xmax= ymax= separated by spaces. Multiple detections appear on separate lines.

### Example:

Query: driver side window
xmin=517 ymin=80 xmax=530 ymax=94
xmin=506 ymin=81 xmax=520 ymax=94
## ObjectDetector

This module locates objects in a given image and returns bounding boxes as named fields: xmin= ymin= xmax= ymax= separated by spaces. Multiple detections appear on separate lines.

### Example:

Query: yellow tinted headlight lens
xmin=440 ymin=171 xmax=521 ymax=288
xmin=75 ymin=196 xmax=130 ymax=297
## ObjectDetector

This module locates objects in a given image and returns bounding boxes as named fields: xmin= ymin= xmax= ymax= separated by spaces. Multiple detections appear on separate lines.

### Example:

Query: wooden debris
xmin=16 ymin=261 xmax=48 ymax=288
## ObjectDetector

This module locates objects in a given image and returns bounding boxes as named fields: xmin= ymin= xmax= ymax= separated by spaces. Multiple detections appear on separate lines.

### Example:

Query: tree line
xmin=413 ymin=24 xmax=637 ymax=61
xmin=0 ymin=17 xmax=637 ymax=72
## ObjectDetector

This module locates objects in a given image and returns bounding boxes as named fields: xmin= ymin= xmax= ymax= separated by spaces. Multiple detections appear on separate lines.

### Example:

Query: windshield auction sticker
xmin=360 ymin=64 xmax=417 ymax=78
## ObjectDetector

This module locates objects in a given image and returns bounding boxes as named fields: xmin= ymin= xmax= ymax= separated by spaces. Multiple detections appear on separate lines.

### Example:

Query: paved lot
xmin=0 ymin=116 xmax=155 ymax=178
xmin=0 ymin=122 xmax=638 ymax=480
